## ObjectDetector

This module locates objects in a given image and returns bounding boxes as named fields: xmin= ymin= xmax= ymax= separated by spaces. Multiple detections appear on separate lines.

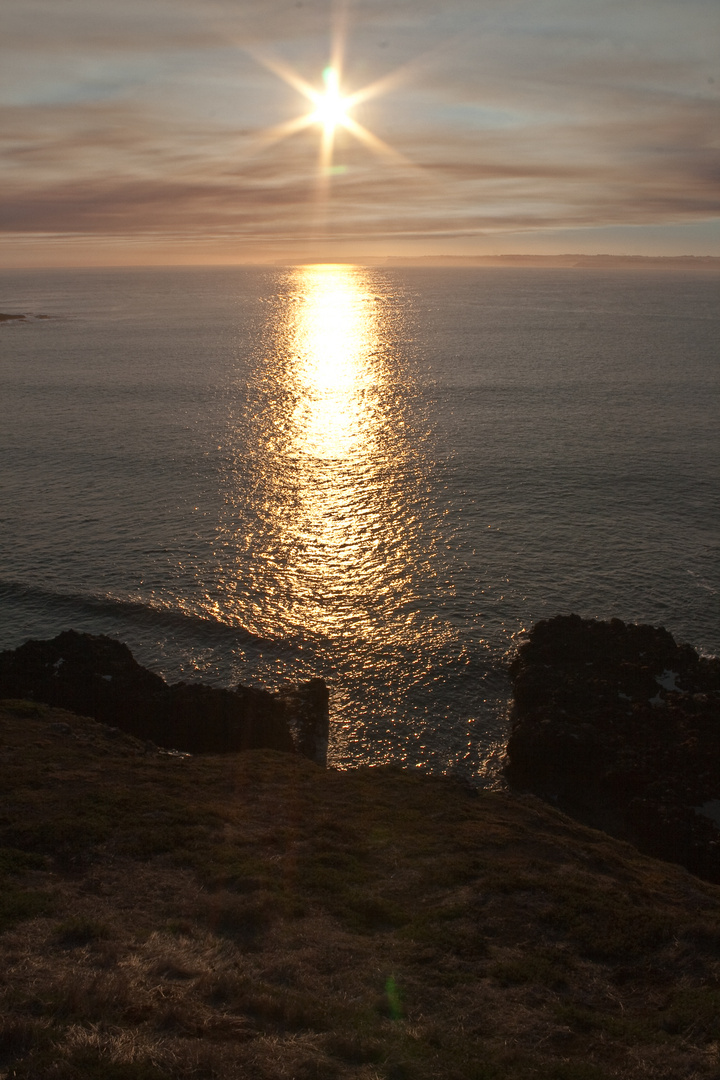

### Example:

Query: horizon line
xmin=3 ymin=252 xmax=720 ymax=271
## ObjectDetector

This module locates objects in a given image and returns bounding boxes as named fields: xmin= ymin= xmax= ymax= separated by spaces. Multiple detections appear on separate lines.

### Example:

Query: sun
xmin=311 ymin=67 xmax=351 ymax=134
xmin=251 ymin=51 xmax=412 ymax=175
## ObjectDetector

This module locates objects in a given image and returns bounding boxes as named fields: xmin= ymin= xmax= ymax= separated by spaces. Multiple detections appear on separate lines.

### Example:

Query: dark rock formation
xmin=163 ymin=681 xmax=295 ymax=756
xmin=0 ymin=630 xmax=329 ymax=763
xmin=275 ymin=679 xmax=329 ymax=766
xmin=505 ymin=614 xmax=720 ymax=881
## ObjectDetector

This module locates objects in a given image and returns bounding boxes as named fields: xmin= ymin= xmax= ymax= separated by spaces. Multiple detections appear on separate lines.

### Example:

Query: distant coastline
xmin=285 ymin=253 xmax=720 ymax=269
xmin=384 ymin=253 xmax=720 ymax=269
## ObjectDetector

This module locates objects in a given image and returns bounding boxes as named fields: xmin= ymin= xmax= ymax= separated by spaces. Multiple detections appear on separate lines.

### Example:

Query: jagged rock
xmin=0 ymin=630 xmax=326 ymax=762
xmin=275 ymin=678 xmax=329 ymax=766
xmin=0 ymin=631 xmax=166 ymax=727
xmin=164 ymin=682 xmax=295 ymax=755
xmin=505 ymin=614 xmax=720 ymax=881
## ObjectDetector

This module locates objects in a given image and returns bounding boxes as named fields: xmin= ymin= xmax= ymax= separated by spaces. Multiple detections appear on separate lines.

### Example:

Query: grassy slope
xmin=2 ymin=701 xmax=720 ymax=1080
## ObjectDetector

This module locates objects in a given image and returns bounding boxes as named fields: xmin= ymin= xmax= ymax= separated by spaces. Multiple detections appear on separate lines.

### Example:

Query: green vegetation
xmin=2 ymin=699 xmax=720 ymax=1078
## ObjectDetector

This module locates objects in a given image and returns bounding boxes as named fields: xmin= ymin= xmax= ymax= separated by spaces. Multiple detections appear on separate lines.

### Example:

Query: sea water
xmin=0 ymin=265 xmax=718 ymax=780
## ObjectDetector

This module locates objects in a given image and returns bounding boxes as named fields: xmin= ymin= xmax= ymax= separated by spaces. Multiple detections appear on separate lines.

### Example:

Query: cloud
xmin=1 ymin=0 xmax=719 ymax=258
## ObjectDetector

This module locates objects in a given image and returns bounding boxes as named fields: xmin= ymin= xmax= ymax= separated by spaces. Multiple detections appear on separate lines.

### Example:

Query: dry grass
xmin=2 ymin=701 xmax=720 ymax=1079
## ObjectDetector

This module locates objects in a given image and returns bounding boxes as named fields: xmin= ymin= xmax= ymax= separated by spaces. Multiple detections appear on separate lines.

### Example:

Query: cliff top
xmin=3 ymin=698 xmax=720 ymax=1079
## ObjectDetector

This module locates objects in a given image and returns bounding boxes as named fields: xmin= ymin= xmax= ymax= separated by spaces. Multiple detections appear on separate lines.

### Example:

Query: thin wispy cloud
xmin=1 ymin=0 xmax=718 ymax=263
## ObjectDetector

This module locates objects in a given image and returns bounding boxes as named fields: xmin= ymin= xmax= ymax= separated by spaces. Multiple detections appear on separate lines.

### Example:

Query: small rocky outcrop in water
xmin=505 ymin=614 xmax=720 ymax=881
xmin=0 ymin=630 xmax=329 ymax=764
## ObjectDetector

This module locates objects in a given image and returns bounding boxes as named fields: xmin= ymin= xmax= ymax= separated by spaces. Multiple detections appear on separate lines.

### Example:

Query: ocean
xmin=1 ymin=265 xmax=718 ymax=781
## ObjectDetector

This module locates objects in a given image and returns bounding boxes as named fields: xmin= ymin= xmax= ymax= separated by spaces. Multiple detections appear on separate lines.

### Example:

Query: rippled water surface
xmin=1 ymin=266 xmax=718 ymax=779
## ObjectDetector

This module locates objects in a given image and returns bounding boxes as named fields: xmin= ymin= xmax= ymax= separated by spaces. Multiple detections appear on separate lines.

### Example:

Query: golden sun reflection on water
xmin=223 ymin=262 xmax=427 ymax=648
xmin=206 ymin=264 xmax=502 ymax=773
xmin=289 ymin=265 xmax=378 ymax=463
xmin=274 ymin=264 xmax=409 ymax=639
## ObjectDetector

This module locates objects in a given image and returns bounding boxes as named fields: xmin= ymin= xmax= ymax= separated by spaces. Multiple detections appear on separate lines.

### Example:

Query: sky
xmin=1 ymin=0 xmax=719 ymax=265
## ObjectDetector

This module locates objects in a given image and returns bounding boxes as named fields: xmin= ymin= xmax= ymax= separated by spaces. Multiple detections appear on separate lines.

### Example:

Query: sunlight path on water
xmin=219 ymin=264 xmax=434 ymax=646
xmin=213 ymin=264 xmax=486 ymax=767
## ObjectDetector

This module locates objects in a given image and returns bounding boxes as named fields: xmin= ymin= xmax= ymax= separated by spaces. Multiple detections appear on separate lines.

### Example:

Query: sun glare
xmin=312 ymin=67 xmax=349 ymax=132
xmin=251 ymin=49 xmax=413 ymax=177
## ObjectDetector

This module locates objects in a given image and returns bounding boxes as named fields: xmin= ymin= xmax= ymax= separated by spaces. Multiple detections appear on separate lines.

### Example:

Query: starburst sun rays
xmin=251 ymin=51 xmax=413 ymax=175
